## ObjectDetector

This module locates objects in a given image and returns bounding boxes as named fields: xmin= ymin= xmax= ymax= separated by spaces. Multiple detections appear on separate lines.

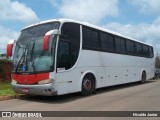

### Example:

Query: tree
xmin=155 ymin=53 xmax=160 ymax=69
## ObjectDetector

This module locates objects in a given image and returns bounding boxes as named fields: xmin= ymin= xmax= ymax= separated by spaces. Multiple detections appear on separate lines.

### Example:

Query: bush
xmin=0 ymin=59 xmax=12 ymax=82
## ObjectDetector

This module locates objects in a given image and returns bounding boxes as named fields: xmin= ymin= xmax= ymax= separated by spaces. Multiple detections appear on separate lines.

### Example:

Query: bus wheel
xmin=81 ymin=74 xmax=95 ymax=96
xmin=141 ymin=71 xmax=146 ymax=84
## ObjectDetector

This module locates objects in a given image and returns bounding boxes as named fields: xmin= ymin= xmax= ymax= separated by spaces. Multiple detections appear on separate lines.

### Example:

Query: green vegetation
xmin=0 ymin=59 xmax=14 ymax=96
xmin=0 ymin=83 xmax=16 ymax=96
xmin=155 ymin=55 xmax=160 ymax=69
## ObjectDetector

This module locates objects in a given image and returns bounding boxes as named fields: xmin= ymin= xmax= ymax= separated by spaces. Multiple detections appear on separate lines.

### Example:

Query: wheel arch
xmin=79 ymin=71 xmax=97 ymax=92
xmin=140 ymin=69 xmax=147 ymax=83
xmin=141 ymin=69 xmax=147 ymax=79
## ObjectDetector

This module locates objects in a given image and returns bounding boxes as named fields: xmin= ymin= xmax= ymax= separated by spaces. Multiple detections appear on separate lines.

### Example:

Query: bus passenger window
xmin=126 ymin=40 xmax=135 ymax=55
xmin=136 ymin=43 xmax=143 ymax=56
xmin=83 ymin=27 xmax=100 ymax=49
xmin=143 ymin=45 xmax=149 ymax=57
xmin=115 ymin=37 xmax=126 ymax=54
xmin=149 ymin=47 xmax=154 ymax=58
xmin=100 ymin=32 xmax=114 ymax=52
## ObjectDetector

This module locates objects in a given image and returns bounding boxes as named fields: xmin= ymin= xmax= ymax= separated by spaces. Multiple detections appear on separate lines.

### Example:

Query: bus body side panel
xmin=55 ymin=50 xmax=101 ymax=95
xmin=55 ymin=50 xmax=154 ymax=95
xmin=80 ymin=50 xmax=154 ymax=87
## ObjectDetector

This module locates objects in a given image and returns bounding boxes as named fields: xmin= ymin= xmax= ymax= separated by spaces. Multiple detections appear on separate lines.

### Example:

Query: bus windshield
xmin=12 ymin=22 xmax=60 ymax=73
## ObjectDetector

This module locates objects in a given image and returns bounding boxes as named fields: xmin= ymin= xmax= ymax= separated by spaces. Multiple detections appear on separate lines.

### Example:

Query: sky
xmin=0 ymin=0 xmax=160 ymax=55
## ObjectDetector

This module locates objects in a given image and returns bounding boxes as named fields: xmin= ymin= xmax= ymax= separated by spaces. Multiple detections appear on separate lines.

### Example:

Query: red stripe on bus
xmin=12 ymin=73 xmax=49 ymax=85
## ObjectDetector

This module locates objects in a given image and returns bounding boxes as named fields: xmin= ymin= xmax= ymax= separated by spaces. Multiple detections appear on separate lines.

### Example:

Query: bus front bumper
xmin=11 ymin=83 xmax=57 ymax=96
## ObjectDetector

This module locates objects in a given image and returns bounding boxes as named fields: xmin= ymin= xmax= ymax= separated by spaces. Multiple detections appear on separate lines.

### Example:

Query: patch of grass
xmin=0 ymin=83 xmax=11 ymax=90
xmin=0 ymin=83 xmax=16 ymax=96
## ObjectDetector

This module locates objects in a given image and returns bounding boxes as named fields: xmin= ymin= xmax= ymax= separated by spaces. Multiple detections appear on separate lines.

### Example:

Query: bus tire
xmin=141 ymin=71 xmax=146 ymax=84
xmin=81 ymin=74 xmax=95 ymax=96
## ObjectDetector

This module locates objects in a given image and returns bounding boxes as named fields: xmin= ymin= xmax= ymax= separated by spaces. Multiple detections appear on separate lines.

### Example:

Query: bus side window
xmin=149 ymin=47 xmax=154 ymax=58
xmin=143 ymin=45 xmax=149 ymax=57
xmin=57 ymin=41 xmax=71 ymax=70
xmin=135 ymin=43 xmax=143 ymax=56
xmin=82 ymin=26 xmax=100 ymax=50
xmin=100 ymin=32 xmax=114 ymax=52
xmin=115 ymin=37 xmax=126 ymax=54
xmin=57 ymin=22 xmax=80 ymax=70
xmin=126 ymin=40 xmax=135 ymax=55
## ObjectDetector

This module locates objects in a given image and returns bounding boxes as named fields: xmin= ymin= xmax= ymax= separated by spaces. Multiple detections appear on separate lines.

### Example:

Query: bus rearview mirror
xmin=43 ymin=30 xmax=60 ymax=51
xmin=6 ymin=40 xmax=15 ymax=57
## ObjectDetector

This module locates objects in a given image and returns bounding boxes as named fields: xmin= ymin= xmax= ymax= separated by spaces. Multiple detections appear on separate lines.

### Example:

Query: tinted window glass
xmin=143 ymin=45 xmax=149 ymax=57
xmin=83 ymin=26 xmax=100 ymax=49
xmin=100 ymin=32 xmax=114 ymax=52
xmin=115 ymin=37 xmax=126 ymax=54
xmin=57 ymin=41 xmax=71 ymax=70
xmin=136 ymin=43 xmax=143 ymax=55
xmin=57 ymin=23 xmax=80 ymax=70
xmin=61 ymin=23 xmax=79 ymax=39
xmin=126 ymin=40 xmax=135 ymax=54
xmin=149 ymin=47 xmax=154 ymax=58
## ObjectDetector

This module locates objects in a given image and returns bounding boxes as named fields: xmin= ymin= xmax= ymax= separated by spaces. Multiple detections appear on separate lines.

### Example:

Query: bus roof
xmin=22 ymin=18 xmax=152 ymax=47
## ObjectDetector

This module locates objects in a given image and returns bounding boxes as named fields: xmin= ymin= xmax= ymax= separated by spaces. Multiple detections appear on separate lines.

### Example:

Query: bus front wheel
xmin=81 ymin=74 xmax=95 ymax=96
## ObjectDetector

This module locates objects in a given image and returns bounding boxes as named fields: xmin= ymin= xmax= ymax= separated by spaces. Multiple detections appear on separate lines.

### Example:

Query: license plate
xmin=22 ymin=88 xmax=29 ymax=92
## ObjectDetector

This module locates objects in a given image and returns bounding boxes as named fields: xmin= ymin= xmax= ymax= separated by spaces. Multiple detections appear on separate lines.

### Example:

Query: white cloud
xmin=0 ymin=25 xmax=19 ymax=54
xmin=102 ymin=16 xmax=160 ymax=54
xmin=0 ymin=0 xmax=39 ymax=23
xmin=50 ymin=0 xmax=119 ymax=24
xmin=129 ymin=0 xmax=160 ymax=14
xmin=154 ymin=16 xmax=160 ymax=24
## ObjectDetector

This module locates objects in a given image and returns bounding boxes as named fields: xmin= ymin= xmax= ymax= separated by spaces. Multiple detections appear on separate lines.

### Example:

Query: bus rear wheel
xmin=81 ymin=74 xmax=95 ymax=96
xmin=141 ymin=71 xmax=146 ymax=84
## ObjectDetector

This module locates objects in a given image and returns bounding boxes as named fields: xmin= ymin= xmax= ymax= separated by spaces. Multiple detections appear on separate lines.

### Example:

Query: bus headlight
xmin=38 ymin=79 xmax=53 ymax=84
xmin=12 ymin=79 xmax=17 ymax=84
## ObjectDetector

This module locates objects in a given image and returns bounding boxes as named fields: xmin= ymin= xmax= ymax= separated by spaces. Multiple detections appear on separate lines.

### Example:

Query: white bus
xmin=7 ymin=19 xmax=154 ymax=96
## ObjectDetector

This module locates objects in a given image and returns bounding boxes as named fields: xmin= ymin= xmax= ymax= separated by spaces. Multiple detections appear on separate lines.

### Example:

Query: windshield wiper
xmin=30 ymin=42 xmax=36 ymax=73
xmin=15 ymin=44 xmax=28 ymax=73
